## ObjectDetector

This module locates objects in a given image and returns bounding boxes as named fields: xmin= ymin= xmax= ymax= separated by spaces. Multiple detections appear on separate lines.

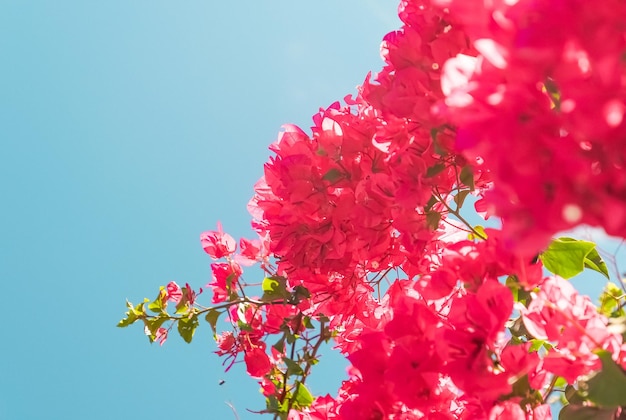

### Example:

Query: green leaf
xmin=303 ymin=316 xmax=315 ymax=329
xmin=507 ymin=316 xmax=530 ymax=338
xmin=135 ymin=300 xmax=148 ymax=314
xmin=539 ymin=237 xmax=596 ymax=279
xmin=580 ymin=350 xmax=626 ymax=407
xmin=528 ymin=339 xmax=545 ymax=352
xmin=426 ymin=210 xmax=441 ymax=230
xmin=175 ymin=302 xmax=188 ymax=314
xmin=431 ymin=129 xmax=447 ymax=156
xmin=599 ymin=282 xmax=624 ymax=317
xmin=263 ymin=276 xmax=281 ymax=292
xmin=237 ymin=319 xmax=253 ymax=332
xmin=505 ymin=275 xmax=519 ymax=302
xmin=553 ymin=376 xmax=568 ymax=389
xmin=322 ymin=168 xmax=343 ymax=182
xmin=424 ymin=195 xmax=438 ymax=212
xmin=468 ymin=225 xmax=487 ymax=241
xmin=147 ymin=316 xmax=168 ymax=333
xmin=177 ymin=314 xmax=199 ymax=344
xmin=261 ymin=276 xmax=290 ymax=302
xmin=453 ymin=189 xmax=470 ymax=210
xmin=272 ymin=337 xmax=285 ymax=354
xmin=144 ymin=315 xmax=169 ymax=341
xmin=293 ymin=381 xmax=314 ymax=408
xmin=293 ymin=285 xmax=310 ymax=300
xmin=460 ymin=165 xmax=475 ymax=191
xmin=147 ymin=301 xmax=163 ymax=314
xmin=426 ymin=163 xmax=445 ymax=178
xmin=584 ymin=247 xmax=610 ymax=279
xmin=284 ymin=357 xmax=304 ymax=376
xmin=544 ymin=79 xmax=562 ymax=110
xmin=565 ymin=385 xmax=586 ymax=405
xmin=117 ymin=300 xmax=145 ymax=327
xmin=225 ymin=273 xmax=236 ymax=294
xmin=430 ymin=128 xmax=438 ymax=142
xmin=266 ymin=395 xmax=289 ymax=416
xmin=204 ymin=309 xmax=220 ymax=337
xmin=117 ymin=311 xmax=138 ymax=328
xmin=558 ymin=405 xmax=617 ymax=420
xmin=148 ymin=288 xmax=167 ymax=314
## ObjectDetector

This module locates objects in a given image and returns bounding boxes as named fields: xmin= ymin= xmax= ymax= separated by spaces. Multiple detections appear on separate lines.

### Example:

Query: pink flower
xmin=154 ymin=327 xmax=168 ymax=346
xmin=166 ymin=281 xmax=182 ymax=304
xmin=216 ymin=331 xmax=236 ymax=356
xmin=260 ymin=377 xmax=276 ymax=397
xmin=500 ymin=342 xmax=547 ymax=390
xmin=288 ymin=395 xmax=338 ymax=420
xmin=488 ymin=401 xmax=526 ymax=420
xmin=235 ymin=236 xmax=270 ymax=266
xmin=182 ymin=282 xmax=199 ymax=306
xmin=531 ymin=405 xmax=552 ymax=420
xmin=200 ymin=222 xmax=236 ymax=259
xmin=244 ymin=346 xmax=272 ymax=378
xmin=520 ymin=276 xmax=622 ymax=382
xmin=207 ymin=262 xmax=242 ymax=303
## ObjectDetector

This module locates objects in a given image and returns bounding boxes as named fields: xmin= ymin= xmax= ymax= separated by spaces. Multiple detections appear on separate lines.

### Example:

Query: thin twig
xmin=224 ymin=401 xmax=240 ymax=420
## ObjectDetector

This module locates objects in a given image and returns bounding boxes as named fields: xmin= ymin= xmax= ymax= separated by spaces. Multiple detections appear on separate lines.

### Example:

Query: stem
xmin=143 ymin=296 xmax=275 ymax=323
xmin=542 ymin=374 xmax=559 ymax=402
xmin=301 ymin=320 xmax=327 ymax=386
xmin=433 ymin=189 xmax=487 ymax=240
xmin=282 ymin=338 xmax=298 ymax=413
xmin=368 ymin=266 xmax=393 ymax=286
xmin=224 ymin=401 xmax=240 ymax=420
xmin=284 ymin=320 xmax=328 ymax=417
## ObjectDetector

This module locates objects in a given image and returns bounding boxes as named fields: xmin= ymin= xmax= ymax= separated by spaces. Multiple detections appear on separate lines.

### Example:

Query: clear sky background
xmin=0 ymin=2 xmax=400 ymax=419
xmin=0 ymin=2 xmax=623 ymax=420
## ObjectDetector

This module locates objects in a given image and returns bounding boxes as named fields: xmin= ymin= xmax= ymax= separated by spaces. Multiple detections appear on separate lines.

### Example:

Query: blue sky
xmin=1 ymin=2 xmax=622 ymax=419
xmin=0 ymin=1 xmax=400 ymax=419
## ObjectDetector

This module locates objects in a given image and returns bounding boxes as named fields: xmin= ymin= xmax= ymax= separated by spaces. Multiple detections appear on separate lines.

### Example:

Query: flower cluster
xmin=248 ymin=101 xmax=466 ymax=321
xmin=433 ymin=0 xmax=626 ymax=255
xmin=119 ymin=0 xmax=626 ymax=419
xmin=520 ymin=277 xmax=625 ymax=383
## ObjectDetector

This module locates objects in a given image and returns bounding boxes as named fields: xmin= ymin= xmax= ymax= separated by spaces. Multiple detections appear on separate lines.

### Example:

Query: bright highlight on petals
xmin=474 ymin=39 xmax=508 ymax=69
xmin=562 ymin=204 xmax=583 ymax=224
xmin=604 ymin=100 xmax=625 ymax=127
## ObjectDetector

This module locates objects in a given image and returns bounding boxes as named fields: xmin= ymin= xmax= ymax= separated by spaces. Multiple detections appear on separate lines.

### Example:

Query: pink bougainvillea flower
xmin=488 ymin=400 xmax=526 ymax=420
xmin=434 ymin=0 xmax=626 ymax=254
xmin=288 ymin=394 xmax=338 ymax=420
xmin=166 ymin=281 xmax=182 ymax=304
xmin=215 ymin=331 xmax=237 ymax=357
xmin=500 ymin=342 xmax=547 ymax=391
xmin=260 ymin=377 xmax=276 ymax=397
xmin=154 ymin=327 xmax=168 ymax=346
xmin=236 ymin=236 xmax=270 ymax=266
xmin=264 ymin=303 xmax=299 ymax=335
xmin=200 ymin=222 xmax=237 ymax=259
xmin=244 ymin=346 xmax=272 ymax=378
xmin=520 ymin=276 xmax=623 ymax=383
xmin=182 ymin=282 xmax=200 ymax=306
xmin=531 ymin=405 xmax=552 ymax=420
xmin=207 ymin=261 xmax=242 ymax=304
